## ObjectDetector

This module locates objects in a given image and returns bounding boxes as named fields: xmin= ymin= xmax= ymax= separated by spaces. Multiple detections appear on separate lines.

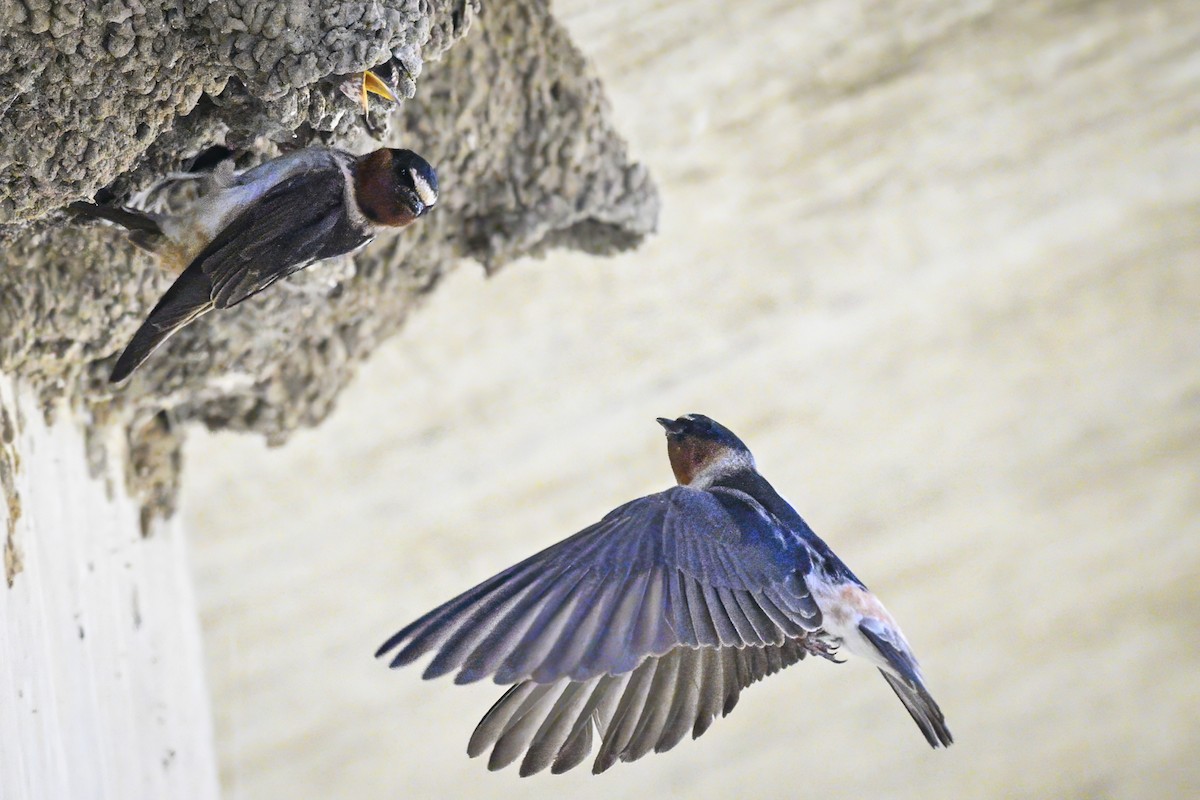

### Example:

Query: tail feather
xmin=879 ymin=669 xmax=953 ymax=748
xmin=69 ymin=201 xmax=163 ymax=236
xmin=110 ymin=266 xmax=214 ymax=382
xmin=859 ymin=622 xmax=953 ymax=748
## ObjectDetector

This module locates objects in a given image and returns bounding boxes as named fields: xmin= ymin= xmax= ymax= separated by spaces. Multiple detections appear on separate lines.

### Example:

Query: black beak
xmin=656 ymin=417 xmax=686 ymax=435
xmin=398 ymin=187 xmax=426 ymax=218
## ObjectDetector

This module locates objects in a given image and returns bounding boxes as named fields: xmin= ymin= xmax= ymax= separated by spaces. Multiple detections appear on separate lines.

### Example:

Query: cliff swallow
xmin=378 ymin=414 xmax=952 ymax=775
xmin=72 ymin=146 xmax=438 ymax=382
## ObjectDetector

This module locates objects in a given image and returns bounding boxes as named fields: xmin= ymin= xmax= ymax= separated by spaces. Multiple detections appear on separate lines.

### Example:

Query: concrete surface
xmin=185 ymin=1 xmax=1200 ymax=797
xmin=0 ymin=376 xmax=219 ymax=800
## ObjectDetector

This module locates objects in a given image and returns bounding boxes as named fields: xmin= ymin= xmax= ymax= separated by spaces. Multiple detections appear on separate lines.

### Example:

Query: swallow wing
xmin=107 ymin=168 xmax=370 ymax=382
xmin=189 ymin=167 xmax=372 ymax=309
xmin=109 ymin=264 xmax=216 ymax=382
xmin=470 ymin=638 xmax=810 ymax=775
xmin=377 ymin=486 xmax=823 ymax=686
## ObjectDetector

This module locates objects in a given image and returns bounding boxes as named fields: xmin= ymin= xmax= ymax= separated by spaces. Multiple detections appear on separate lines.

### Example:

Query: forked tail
xmin=859 ymin=622 xmax=953 ymax=747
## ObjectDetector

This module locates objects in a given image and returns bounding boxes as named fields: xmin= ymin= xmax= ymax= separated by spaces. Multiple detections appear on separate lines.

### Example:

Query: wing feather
xmin=682 ymin=574 xmax=722 ymax=647
xmin=421 ymin=567 xmax=557 ymax=680
xmin=457 ymin=568 xmax=589 ymax=684
xmin=656 ymin=646 xmax=702 ymax=753
xmin=472 ymin=638 xmax=811 ymax=775
xmin=379 ymin=486 xmax=821 ymax=685
xmin=623 ymin=647 xmax=681 ymax=760
xmin=186 ymin=165 xmax=371 ymax=311
xmin=469 ymin=682 xmax=539 ymax=758
xmin=717 ymin=585 xmax=762 ymax=645
xmin=692 ymin=647 xmax=725 ymax=739
xmin=520 ymin=680 xmax=594 ymax=776
xmin=733 ymin=588 xmax=781 ymax=644
xmin=487 ymin=683 xmax=565 ymax=771
xmin=494 ymin=572 xmax=602 ymax=684
xmin=593 ymin=655 xmax=659 ymax=773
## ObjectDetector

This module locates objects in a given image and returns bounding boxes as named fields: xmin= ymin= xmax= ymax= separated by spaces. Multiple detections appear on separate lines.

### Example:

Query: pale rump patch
xmin=809 ymin=577 xmax=898 ymax=637
xmin=839 ymin=584 xmax=897 ymax=628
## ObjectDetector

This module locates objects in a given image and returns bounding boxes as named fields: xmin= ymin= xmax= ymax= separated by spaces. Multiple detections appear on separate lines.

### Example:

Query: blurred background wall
xmin=183 ymin=1 xmax=1200 ymax=797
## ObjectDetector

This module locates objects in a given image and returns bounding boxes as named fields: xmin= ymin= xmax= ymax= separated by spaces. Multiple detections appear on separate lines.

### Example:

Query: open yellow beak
xmin=360 ymin=70 xmax=398 ymax=113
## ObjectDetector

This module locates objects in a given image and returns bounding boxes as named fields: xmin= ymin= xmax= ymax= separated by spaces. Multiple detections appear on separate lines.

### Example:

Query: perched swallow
xmin=72 ymin=146 xmax=438 ymax=382
xmin=377 ymin=414 xmax=952 ymax=775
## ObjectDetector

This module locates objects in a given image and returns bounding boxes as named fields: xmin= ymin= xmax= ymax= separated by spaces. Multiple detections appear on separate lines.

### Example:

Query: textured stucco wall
xmin=0 ymin=0 xmax=657 ymax=529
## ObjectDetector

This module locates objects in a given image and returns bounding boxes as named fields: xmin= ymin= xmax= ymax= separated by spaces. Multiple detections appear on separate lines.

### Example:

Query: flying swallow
xmin=377 ymin=414 xmax=952 ymax=775
xmin=71 ymin=145 xmax=438 ymax=382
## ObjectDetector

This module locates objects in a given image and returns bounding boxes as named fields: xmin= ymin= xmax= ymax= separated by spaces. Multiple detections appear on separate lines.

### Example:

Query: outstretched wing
xmin=190 ymin=167 xmax=371 ymax=309
xmin=470 ymin=638 xmax=811 ymax=775
xmin=377 ymin=485 xmax=822 ymax=685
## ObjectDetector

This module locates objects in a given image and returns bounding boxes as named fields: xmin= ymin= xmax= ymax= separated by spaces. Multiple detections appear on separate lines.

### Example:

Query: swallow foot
xmin=804 ymin=636 xmax=845 ymax=663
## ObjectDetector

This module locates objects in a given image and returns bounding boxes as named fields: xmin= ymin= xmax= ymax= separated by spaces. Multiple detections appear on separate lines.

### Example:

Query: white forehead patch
xmin=410 ymin=169 xmax=438 ymax=207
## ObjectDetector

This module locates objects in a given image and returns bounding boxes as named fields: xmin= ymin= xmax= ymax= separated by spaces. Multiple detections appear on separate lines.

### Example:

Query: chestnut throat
xmin=666 ymin=438 xmax=740 ymax=486
xmin=354 ymin=149 xmax=417 ymax=227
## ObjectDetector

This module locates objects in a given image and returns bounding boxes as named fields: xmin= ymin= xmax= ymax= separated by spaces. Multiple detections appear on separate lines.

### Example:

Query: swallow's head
xmin=656 ymin=414 xmax=755 ymax=487
xmin=353 ymin=148 xmax=439 ymax=228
